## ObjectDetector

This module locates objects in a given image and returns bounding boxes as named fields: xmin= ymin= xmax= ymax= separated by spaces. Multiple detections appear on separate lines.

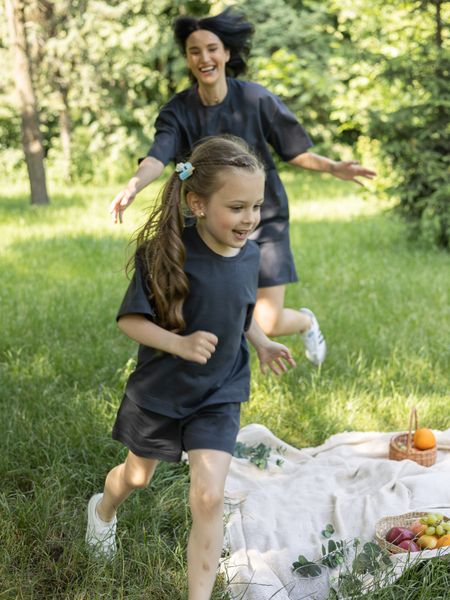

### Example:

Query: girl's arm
xmin=246 ymin=318 xmax=296 ymax=375
xmin=288 ymin=152 xmax=376 ymax=186
xmin=118 ymin=314 xmax=218 ymax=364
xmin=109 ymin=156 xmax=165 ymax=223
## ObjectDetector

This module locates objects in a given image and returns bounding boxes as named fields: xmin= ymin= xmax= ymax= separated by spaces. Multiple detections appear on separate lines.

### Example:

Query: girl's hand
xmin=331 ymin=161 xmax=377 ymax=186
xmin=109 ymin=188 xmax=137 ymax=224
xmin=257 ymin=342 xmax=296 ymax=376
xmin=177 ymin=331 xmax=218 ymax=364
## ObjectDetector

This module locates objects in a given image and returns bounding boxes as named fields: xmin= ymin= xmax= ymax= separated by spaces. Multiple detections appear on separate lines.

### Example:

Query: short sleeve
xmin=262 ymin=92 xmax=313 ymax=161
xmin=116 ymin=255 xmax=155 ymax=322
xmin=146 ymin=104 xmax=182 ymax=166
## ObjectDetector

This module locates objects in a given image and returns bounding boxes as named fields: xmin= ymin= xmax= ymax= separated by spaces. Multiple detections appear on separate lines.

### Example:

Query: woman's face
xmin=185 ymin=30 xmax=230 ymax=86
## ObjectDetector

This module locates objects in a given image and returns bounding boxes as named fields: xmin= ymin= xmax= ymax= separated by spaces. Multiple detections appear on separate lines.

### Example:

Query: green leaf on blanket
xmin=292 ymin=555 xmax=323 ymax=577
xmin=321 ymin=523 xmax=335 ymax=538
xmin=234 ymin=441 xmax=283 ymax=470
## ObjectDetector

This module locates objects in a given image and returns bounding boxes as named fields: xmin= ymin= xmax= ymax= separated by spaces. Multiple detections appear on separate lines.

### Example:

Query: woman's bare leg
xmin=254 ymin=285 xmax=311 ymax=337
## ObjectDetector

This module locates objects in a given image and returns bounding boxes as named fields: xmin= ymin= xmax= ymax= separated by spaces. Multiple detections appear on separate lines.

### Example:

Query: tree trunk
xmin=5 ymin=0 xmax=50 ymax=205
xmin=58 ymin=86 xmax=72 ymax=181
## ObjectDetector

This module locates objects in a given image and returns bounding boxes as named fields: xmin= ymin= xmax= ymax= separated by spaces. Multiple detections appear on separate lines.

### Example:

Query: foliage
xmin=1 ymin=1 xmax=449 ymax=247
xmin=293 ymin=523 xmax=396 ymax=598
xmin=333 ymin=0 xmax=450 ymax=247
xmin=234 ymin=441 xmax=274 ymax=469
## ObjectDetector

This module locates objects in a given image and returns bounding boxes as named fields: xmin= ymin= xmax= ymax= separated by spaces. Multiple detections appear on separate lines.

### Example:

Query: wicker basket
xmin=389 ymin=407 xmax=437 ymax=467
xmin=375 ymin=511 xmax=450 ymax=554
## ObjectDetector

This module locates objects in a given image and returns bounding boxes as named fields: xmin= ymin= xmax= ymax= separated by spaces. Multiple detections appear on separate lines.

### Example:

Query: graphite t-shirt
xmin=146 ymin=78 xmax=313 ymax=243
xmin=117 ymin=225 xmax=260 ymax=418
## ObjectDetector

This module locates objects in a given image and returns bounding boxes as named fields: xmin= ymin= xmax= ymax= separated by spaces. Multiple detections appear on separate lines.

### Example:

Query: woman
xmin=109 ymin=8 xmax=376 ymax=365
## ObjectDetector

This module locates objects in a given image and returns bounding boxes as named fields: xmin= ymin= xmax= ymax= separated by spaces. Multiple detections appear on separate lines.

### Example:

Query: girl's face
xmin=188 ymin=169 xmax=265 ymax=257
xmin=185 ymin=30 xmax=230 ymax=86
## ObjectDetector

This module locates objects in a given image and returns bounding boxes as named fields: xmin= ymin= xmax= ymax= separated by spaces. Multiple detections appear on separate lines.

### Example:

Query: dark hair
xmin=173 ymin=8 xmax=254 ymax=77
xmin=131 ymin=136 xmax=264 ymax=332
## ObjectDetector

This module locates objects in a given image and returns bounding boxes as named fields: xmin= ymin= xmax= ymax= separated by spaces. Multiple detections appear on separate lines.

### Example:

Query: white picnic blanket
xmin=222 ymin=424 xmax=450 ymax=599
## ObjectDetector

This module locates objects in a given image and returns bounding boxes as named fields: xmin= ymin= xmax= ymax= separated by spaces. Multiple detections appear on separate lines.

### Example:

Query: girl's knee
xmin=189 ymin=485 xmax=223 ymax=515
xmin=123 ymin=459 xmax=157 ymax=490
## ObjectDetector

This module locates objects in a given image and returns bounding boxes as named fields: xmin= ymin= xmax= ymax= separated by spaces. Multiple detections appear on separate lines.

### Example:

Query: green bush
xmin=367 ymin=16 xmax=450 ymax=248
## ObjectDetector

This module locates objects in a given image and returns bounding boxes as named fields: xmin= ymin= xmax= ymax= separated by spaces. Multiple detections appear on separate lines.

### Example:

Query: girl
xmin=109 ymin=8 xmax=376 ymax=366
xmin=86 ymin=136 xmax=295 ymax=600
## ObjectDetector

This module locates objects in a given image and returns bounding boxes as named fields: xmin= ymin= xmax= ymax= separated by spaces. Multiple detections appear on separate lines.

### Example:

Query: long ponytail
xmin=131 ymin=173 xmax=189 ymax=332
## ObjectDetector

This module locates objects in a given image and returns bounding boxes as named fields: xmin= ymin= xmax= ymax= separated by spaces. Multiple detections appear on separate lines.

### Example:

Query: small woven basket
xmin=375 ymin=511 xmax=450 ymax=554
xmin=389 ymin=407 xmax=437 ymax=467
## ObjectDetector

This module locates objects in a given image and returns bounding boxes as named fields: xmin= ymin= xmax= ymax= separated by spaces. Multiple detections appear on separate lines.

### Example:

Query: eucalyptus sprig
xmin=292 ymin=523 xmax=392 ymax=587
xmin=234 ymin=441 xmax=284 ymax=470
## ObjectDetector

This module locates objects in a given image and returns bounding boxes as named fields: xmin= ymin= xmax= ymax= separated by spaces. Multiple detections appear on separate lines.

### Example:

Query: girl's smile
xmin=188 ymin=169 xmax=265 ymax=257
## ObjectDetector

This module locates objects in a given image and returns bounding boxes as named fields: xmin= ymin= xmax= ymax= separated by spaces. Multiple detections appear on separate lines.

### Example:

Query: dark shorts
xmin=112 ymin=395 xmax=241 ymax=462
xmin=256 ymin=234 xmax=298 ymax=288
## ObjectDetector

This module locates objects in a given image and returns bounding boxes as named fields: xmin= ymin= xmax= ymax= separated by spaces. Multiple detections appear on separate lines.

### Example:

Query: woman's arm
xmin=118 ymin=314 xmax=218 ymax=364
xmin=288 ymin=152 xmax=376 ymax=185
xmin=246 ymin=318 xmax=296 ymax=375
xmin=109 ymin=156 xmax=165 ymax=223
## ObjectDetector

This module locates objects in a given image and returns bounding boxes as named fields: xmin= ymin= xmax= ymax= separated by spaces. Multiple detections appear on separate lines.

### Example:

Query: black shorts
xmin=112 ymin=395 xmax=241 ymax=462
xmin=257 ymin=234 xmax=298 ymax=288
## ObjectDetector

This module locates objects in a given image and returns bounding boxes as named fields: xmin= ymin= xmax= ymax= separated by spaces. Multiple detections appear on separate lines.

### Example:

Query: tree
xmin=5 ymin=0 xmax=49 ymax=204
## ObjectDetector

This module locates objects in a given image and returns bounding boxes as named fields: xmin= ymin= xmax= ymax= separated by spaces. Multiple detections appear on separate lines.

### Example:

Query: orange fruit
xmin=436 ymin=534 xmax=450 ymax=548
xmin=413 ymin=428 xmax=436 ymax=450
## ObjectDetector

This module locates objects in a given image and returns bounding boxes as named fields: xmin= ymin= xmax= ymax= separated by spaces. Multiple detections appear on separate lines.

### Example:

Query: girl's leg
xmin=86 ymin=450 xmax=158 ymax=557
xmin=97 ymin=450 xmax=159 ymax=521
xmin=187 ymin=449 xmax=232 ymax=600
xmin=254 ymin=284 xmax=311 ymax=336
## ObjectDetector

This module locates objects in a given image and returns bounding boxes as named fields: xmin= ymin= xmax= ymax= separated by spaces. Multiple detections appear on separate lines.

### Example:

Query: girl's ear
xmin=186 ymin=191 xmax=206 ymax=217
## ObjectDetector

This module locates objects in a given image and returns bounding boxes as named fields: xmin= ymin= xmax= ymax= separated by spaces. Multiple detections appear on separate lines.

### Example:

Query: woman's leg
xmin=254 ymin=285 xmax=311 ymax=336
xmin=254 ymin=285 xmax=326 ymax=365
xmin=97 ymin=450 xmax=159 ymax=521
xmin=187 ymin=449 xmax=232 ymax=600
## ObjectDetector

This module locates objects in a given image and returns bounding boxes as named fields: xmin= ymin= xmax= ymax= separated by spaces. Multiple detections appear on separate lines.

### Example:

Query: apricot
xmin=417 ymin=535 xmax=438 ymax=549
xmin=413 ymin=428 xmax=436 ymax=450
xmin=436 ymin=534 xmax=450 ymax=548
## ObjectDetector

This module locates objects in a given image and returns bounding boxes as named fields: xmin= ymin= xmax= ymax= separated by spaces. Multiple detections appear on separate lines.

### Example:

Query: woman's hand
xmin=330 ymin=161 xmax=377 ymax=186
xmin=177 ymin=331 xmax=219 ymax=364
xmin=108 ymin=157 xmax=165 ymax=224
xmin=257 ymin=342 xmax=296 ymax=376
xmin=109 ymin=187 xmax=137 ymax=224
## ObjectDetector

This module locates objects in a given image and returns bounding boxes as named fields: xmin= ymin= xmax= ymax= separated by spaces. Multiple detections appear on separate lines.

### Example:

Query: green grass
xmin=0 ymin=173 xmax=449 ymax=599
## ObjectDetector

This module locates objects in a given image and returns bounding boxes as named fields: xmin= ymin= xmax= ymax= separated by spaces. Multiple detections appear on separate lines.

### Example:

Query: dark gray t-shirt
xmin=117 ymin=225 xmax=260 ymax=418
xmin=147 ymin=78 xmax=312 ymax=242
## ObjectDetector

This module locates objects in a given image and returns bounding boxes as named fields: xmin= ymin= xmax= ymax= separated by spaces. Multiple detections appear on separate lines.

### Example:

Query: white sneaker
xmin=86 ymin=493 xmax=117 ymax=559
xmin=299 ymin=308 xmax=327 ymax=366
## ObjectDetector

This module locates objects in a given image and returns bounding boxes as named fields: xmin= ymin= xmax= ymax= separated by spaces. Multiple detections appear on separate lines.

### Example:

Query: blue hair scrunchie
xmin=175 ymin=162 xmax=195 ymax=181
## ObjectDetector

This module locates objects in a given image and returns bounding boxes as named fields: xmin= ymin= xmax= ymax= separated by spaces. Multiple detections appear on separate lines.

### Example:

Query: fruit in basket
xmin=410 ymin=521 xmax=427 ymax=537
xmin=420 ymin=514 xmax=437 ymax=525
xmin=385 ymin=527 xmax=415 ymax=545
xmin=397 ymin=539 xmax=420 ymax=552
xmin=413 ymin=428 xmax=436 ymax=450
xmin=436 ymin=534 xmax=450 ymax=548
xmin=417 ymin=535 xmax=438 ymax=549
